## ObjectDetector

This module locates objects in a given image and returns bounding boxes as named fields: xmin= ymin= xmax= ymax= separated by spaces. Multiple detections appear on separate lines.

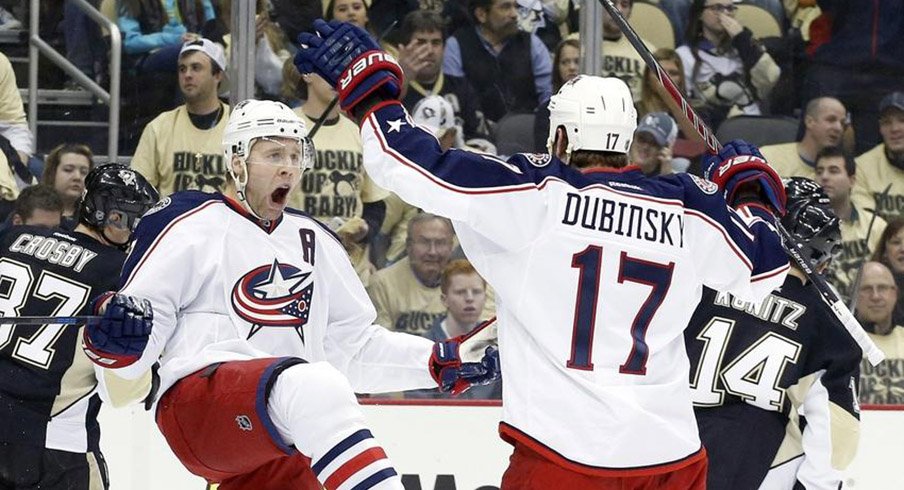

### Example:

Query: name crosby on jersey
xmin=6 ymin=233 xmax=98 ymax=272
xmin=560 ymin=191 xmax=684 ymax=247
xmin=713 ymin=290 xmax=807 ymax=330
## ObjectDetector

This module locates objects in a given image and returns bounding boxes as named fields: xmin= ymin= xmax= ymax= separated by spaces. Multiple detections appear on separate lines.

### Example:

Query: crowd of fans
xmin=1 ymin=0 xmax=904 ymax=403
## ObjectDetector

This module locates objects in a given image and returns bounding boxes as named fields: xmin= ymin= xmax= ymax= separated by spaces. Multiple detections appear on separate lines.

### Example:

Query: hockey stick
xmin=0 ymin=315 xmax=101 ymax=325
xmin=306 ymin=20 xmax=399 ymax=139
xmin=847 ymin=182 xmax=892 ymax=313
xmin=596 ymin=0 xmax=885 ymax=365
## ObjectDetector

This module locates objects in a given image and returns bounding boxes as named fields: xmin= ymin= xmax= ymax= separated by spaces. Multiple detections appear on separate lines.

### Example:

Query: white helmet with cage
xmin=546 ymin=75 xmax=637 ymax=159
xmin=222 ymin=99 xmax=315 ymax=208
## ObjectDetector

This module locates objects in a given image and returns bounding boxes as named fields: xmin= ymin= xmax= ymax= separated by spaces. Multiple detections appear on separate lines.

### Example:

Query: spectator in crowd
xmin=566 ymin=0 xmax=654 ymax=101
xmin=7 ymin=184 xmax=62 ymax=228
xmin=629 ymin=112 xmax=691 ymax=175
xmin=852 ymin=92 xmax=904 ymax=221
xmin=871 ymin=218 xmax=904 ymax=326
xmin=0 ymin=52 xmax=35 ymax=182
xmin=408 ymin=259 xmax=500 ymax=399
xmin=63 ymin=0 xmax=107 ymax=87
xmin=533 ymin=38 xmax=579 ymax=151
xmin=411 ymin=95 xmax=461 ymax=151
xmin=677 ymin=0 xmax=780 ymax=131
xmin=130 ymin=39 xmax=230 ymax=196
xmin=397 ymin=10 xmax=491 ymax=147
xmin=761 ymin=96 xmax=847 ymax=180
xmin=367 ymin=213 xmax=456 ymax=336
xmin=855 ymin=261 xmax=904 ymax=405
xmin=636 ymin=48 xmax=708 ymax=161
xmin=269 ymin=0 xmax=320 ymax=47
xmin=443 ymin=0 xmax=552 ymax=123
xmin=816 ymin=146 xmax=887 ymax=302
xmin=40 ymin=143 xmax=93 ymax=230
xmin=373 ymin=193 xmax=419 ymax=268
xmin=325 ymin=0 xmax=375 ymax=36
xmin=802 ymin=0 xmax=904 ymax=155
xmin=204 ymin=0 xmax=291 ymax=100
xmin=286 ymin=69 xmax=388 ymax=286
xmin=636 ymin=48 xmax=686 ymax=119
xmin=0 ymin=147 xmax=18 ymax=221
xmin=118 ymin=0 xmax=215 ymax=74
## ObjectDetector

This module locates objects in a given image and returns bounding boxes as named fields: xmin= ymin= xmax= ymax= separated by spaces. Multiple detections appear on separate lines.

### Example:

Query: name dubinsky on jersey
xmin=360 ymin=102 xmax=790 ymax=474
xmin=685 ymin=278 xmax=862 ymax=489
xmin=0 ymin=225 xmax=125 ymax=452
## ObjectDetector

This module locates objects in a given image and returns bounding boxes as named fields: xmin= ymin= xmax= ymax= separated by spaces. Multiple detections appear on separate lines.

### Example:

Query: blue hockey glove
xmin=83 ymin=292 xmax=153 ymax=369
xmin=429 ymin=319 xmax=501 ymax=395
xmin=295 ymin=19 xmax=402 ymax=113
xmin=431 ymin=343 xmax=500 ymax=396
xmin=703 ymin=139 xmax=786 ymax=216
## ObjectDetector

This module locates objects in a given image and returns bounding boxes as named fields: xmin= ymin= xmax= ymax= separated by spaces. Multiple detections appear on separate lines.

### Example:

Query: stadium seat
xmin=736 ymin=4 xmax=783 ymax=38
xmin=494 ymin=113 xmax=536 ymax=157
xmin=715 ymin=115 xmax=800 ymax=148
xmin=742 ymin=0 xmax=787 ymax=30
xmin=629 ymin=2 xmax=675 ymax=49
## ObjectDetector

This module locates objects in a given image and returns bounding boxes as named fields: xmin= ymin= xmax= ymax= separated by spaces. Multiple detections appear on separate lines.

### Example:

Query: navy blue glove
xmin=431 ymin=342 xmax=501 ymax=396
xmin=83 ymin=292 xmax=153 ymax=368
xmin=295 ymin=19 xmax=402 ymax=113
xmin=704 ymin=139 xmax=786 ymax=216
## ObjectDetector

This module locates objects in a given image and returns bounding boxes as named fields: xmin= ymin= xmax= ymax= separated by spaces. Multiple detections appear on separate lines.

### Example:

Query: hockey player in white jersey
xmin=82 ymin=100 xmax=499 ymax=490
xmin=296 ymin=19 xmax=791 ymax=490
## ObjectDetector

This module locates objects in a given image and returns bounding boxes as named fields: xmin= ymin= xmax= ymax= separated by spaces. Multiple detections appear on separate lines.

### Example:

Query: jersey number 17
xmin=567 ymin=246 xmax=674 ymax=375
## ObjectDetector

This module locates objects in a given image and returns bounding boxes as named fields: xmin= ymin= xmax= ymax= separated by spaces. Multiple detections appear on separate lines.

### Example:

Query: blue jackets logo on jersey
xmin=231 ymin=260 xmax=314 ymax=342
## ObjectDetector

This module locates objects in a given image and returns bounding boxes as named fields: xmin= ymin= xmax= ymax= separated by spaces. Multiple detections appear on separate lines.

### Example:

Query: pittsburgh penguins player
xmin=685 ymin=177 xmax=862 ymax=490
xmin=0 ymin=164 xmax=158 ymax=489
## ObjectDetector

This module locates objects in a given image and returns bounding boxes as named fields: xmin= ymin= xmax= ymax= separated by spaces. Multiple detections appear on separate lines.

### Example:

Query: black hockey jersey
xmin=685 ymin=276 xmax=862 ymax=490
xmin=0 ymin=225 xmax=125 ymax=452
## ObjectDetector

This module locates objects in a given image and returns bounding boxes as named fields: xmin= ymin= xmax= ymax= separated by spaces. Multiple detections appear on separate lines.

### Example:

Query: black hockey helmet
xmin=79 ymin=164 xmax=159 ymax=241
xmin=780 ymin=178 xmax=841 ymax=269
xmin=783 ymin=176 xmax=830 ymax=208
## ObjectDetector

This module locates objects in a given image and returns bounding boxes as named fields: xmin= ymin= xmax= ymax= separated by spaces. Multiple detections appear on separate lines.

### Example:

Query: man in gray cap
xmin=130 ymin=38 xmax=232 ymax=197
xmin=851 ymin=91 xmax=904 ymax=220
xmin=629 ymin=112 xmax=690 ymax=175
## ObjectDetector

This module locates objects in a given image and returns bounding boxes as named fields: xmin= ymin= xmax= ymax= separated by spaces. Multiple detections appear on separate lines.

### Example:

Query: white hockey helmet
xmin=222 ymin=99 xmax=315 ymax=218
xmin=223 ymin=99 xmax=315 ymax=170
xmin=546 ymin=75 xmax=637 ymax=158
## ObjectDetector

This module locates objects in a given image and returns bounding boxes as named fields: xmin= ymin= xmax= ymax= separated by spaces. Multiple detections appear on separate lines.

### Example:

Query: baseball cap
xmin=636 ymin=112 xmax=678 ymax=147
xmin=179 ymin=38 xmax=227 ymax=72
xmin=412 ymin=95 xmax=456 ymax=136
xmin=879 ymin=92 xmax=904 ymax=115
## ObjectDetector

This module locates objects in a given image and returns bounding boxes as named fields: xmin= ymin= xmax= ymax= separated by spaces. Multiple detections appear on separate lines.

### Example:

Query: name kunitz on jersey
xmin=560 ymin=191 xmax=684 ymax=247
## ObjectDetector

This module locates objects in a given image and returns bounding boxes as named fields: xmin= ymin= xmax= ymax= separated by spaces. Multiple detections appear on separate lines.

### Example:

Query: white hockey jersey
xmin=107 ymin=191 xmax=436 ymax=400
xmin=361 ymin=101 xmax=790 ymax=475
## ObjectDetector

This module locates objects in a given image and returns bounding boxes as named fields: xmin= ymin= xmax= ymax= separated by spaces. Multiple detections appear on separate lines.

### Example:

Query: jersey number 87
xmin=0 ymin=258 xmax=90 ymax=369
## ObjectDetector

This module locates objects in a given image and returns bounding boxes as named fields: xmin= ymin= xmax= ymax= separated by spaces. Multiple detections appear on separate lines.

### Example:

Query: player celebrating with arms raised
xmin=84 ymin=100 xmax=499 ymax=489
xmin=297 ymin=19 xmax=790 ymax=489
xmin=685 ymin=178 xmax=862 ymax=490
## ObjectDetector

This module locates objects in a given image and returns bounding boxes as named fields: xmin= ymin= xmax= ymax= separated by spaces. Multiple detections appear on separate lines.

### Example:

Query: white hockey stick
xmin=596 ymin=0 xmax=884 ymax=365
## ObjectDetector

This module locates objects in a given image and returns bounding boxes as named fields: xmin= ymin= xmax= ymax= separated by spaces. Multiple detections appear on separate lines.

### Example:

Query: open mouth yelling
xmin=271 ymin=185 xmax=290 ymax=205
